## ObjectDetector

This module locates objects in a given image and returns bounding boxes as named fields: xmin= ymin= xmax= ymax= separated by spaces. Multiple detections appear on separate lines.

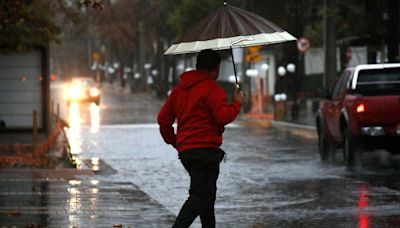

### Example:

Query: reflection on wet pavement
xmin=67 ymin=102 xmax=101 ymax=171
xmin=0 ymin=170 xmax=174 ymax=227
xmin=358 ymin=183 xmax=369 ymax=228
xmin=66 ymin=123 xmax=400 ymax=227
xmin=91 ymin=157 xmax=100 ymax=171
xmin=89 ymin=103 xmax=100 ymax=133
xmin=68 ymin=103 xmax=82 ymax=157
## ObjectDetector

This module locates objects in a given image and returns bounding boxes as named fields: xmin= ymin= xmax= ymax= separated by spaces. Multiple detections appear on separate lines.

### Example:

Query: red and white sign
xmin=297 ymin=37 xmax=310 ymax=53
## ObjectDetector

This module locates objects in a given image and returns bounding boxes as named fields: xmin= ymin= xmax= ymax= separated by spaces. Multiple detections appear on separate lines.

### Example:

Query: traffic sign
xmin=297 ymin=37 xmax=310 ymax=53
xmin=247 ymin=46 xmax=261 ymax=53
xmin=246 ymin=46 xmax=262 ymax=62
xmin=245 ymin=54 xmax=262 ymax=62
xmin=92 ymin=51 xmax=101 ymax=63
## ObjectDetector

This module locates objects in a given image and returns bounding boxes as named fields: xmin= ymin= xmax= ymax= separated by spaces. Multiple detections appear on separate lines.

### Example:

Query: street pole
xmin=242 ymin=50 xmax=252 ymax=112
xmin=323 ymin=0 xmax=337 ymax=89
xmin=138 ymin=0 xmax=147 ymax=91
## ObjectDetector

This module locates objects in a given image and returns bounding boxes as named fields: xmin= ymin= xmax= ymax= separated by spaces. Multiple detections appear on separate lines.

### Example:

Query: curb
xmin=0 ymin=168 xmax=93 ymax=180
xmin=271 ymin=120 xmax=316 ymax=131
xmin=271 ymin=120 xmax=317 ymax=140
xmin=237 ymin=119 xmax=272 ymax=127
xmin=234 ymin=117 xmax=317 ymax=140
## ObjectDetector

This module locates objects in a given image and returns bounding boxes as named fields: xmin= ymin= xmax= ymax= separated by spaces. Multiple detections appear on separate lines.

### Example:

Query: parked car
xmin=66 ymin=77 xmax=100 ymax=105
xmin=316 ymin=63 xmax=400 ymax=168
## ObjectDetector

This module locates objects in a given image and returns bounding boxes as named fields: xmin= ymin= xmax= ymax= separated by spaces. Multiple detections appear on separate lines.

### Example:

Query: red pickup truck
xmin=316 ymin=63 xmax=400 ymax=168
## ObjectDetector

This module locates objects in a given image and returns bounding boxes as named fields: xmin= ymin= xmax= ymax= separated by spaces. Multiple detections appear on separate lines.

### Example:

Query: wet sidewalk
xmin=0 ymin=169 xmax=175 ymax=227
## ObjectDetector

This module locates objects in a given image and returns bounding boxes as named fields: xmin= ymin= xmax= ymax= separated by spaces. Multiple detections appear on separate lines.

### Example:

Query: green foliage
xmin=0 ymin=0 xmax=103 ymax=52
xmin=0 ymin=1 xmax=61 ymax=51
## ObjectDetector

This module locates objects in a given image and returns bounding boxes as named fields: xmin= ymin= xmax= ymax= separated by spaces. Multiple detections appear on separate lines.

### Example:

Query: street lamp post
xmin=275 ymin=65 xmax=290 ymax=120
xmin=246 ymin=68 xmax=263 ymax=113
xmin=286 ymin=62 xmax=299 ymax=120
xmin=261 ymin=63 xmax=269 ymax=97
xmin=273 ymin=93 xmax=287 ymax=120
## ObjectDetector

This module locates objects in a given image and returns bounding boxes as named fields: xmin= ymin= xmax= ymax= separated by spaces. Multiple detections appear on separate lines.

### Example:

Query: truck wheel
xmin=317 ymin=124 xmax=335 ymax=162
xmin=343 ymin=128 xmax=362 ymax=169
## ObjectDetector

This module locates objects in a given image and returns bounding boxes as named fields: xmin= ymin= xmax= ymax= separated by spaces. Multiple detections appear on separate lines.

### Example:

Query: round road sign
xmin=297 ymin=37 xmax=310 ymax=53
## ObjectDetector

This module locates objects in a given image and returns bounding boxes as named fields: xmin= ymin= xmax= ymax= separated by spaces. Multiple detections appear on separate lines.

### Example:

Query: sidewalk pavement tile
xmin=0 ymin=169 xmax=175 ymax=227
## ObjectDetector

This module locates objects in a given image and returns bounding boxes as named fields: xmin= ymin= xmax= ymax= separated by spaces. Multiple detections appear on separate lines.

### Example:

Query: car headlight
xmin=68 ymin=86 xmax=82 ymax=100
xmin=90 ymin=88 xmax=100 ymax=97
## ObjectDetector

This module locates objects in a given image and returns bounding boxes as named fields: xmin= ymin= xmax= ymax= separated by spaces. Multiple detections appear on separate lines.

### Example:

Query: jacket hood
xmin=179 ymin=70 xmax=213 ymax=90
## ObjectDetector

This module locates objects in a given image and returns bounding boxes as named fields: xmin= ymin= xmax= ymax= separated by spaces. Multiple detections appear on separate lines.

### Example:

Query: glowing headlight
xmin=90 ymin=88 xmax=99 ymax=97
xmin=68 ymin=86 xmax=82 ymax=100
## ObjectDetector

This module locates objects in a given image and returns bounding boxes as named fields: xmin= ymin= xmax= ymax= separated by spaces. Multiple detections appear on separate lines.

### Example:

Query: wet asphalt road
xmin=55 ymin=82 xmax=400 ymax=227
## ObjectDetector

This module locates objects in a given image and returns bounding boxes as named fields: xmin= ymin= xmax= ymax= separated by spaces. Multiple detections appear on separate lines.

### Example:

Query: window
xmin=356 ymin=68 xmax=400 ymax=96
xmin=331 ymin=71 xmax=351 ymax=98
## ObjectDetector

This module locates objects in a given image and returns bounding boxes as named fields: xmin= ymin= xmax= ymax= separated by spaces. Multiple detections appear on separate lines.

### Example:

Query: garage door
xmin=0 ymin=51 xmax=43 ymax=129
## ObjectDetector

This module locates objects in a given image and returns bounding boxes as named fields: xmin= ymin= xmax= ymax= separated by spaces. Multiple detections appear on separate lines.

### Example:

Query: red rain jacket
xmin=157 ymin=70 xmax=241 ymax=152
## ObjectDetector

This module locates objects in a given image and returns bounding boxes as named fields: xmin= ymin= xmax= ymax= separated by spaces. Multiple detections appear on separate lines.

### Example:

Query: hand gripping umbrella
xmin=164 ymin=2 xmax=297 ymax=87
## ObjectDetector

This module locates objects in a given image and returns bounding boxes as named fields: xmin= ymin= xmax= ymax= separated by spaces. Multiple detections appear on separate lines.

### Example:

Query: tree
xmin=0 ymin=0 xmax=104 ymax=51
xmin=92 ymin=0 xmax=176 ymax=91
xmin=0 ymin=0 xmax=60 ymax=51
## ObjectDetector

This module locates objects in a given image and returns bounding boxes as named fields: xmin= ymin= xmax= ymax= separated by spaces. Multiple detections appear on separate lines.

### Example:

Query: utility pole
xmin=323 ymin=0 xmax=337 ymax=89
xmin=241 ymin=0 xmax=254 ymax=113
xmin=385 ymin=0 xmax=400 ymax=62
xmin=138 ymin=0 xmax=147 ymax=91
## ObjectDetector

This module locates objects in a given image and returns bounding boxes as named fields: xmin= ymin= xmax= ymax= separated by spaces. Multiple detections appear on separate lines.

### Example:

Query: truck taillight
xmin=356 ymin=103 xmax=365 ymax=113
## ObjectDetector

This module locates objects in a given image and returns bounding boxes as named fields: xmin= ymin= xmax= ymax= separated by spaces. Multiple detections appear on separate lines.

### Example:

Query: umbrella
xmin=164 ymin=2 xmax=297 ymax=86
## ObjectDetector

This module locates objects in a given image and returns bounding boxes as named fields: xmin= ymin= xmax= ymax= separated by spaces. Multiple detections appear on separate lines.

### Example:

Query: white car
xmin=66 ymin=77 xmax=100 ymax=105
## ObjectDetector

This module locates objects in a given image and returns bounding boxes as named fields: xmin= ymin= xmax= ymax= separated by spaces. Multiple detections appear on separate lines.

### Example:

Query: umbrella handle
xmin=230 ymin=47 xmax=240 ymax=89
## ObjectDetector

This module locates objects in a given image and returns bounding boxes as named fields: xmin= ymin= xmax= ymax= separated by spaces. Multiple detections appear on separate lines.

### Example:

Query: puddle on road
xmin=218 ymin=127 xmax=400 ymax=226
xmin=217 ymin=177 xmax=400 ymax=227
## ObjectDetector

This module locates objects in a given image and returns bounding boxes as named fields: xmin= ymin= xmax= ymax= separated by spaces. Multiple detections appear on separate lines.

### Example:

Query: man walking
xmin=158 ymin=49 xmax=244 ymax=227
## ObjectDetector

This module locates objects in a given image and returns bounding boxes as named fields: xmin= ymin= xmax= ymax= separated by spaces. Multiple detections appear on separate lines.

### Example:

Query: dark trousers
xmin=172 ymin=148 xmax=225 ymax=228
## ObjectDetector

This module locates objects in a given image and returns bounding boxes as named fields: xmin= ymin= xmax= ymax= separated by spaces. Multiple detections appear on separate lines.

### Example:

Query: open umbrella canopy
xmin=164 ymin=3 xmax=296 ymax=55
